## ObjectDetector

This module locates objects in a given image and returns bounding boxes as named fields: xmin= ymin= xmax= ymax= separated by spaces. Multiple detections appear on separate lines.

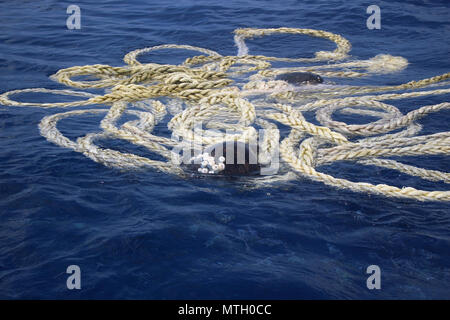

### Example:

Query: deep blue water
xmin=1 ymin=0 xmax=449 ymax=299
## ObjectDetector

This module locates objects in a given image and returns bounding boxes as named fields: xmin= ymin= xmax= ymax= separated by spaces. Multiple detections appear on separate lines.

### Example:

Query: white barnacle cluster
xmin=190 ymin=152 xmax=226 ymax=174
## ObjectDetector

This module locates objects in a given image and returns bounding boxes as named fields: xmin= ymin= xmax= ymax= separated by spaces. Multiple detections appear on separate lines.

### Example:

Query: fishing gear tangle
xmin=1 ymin=27 xmax=449 ymax=201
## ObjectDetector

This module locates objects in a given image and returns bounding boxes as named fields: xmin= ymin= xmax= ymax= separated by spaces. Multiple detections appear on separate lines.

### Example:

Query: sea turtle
xmin=183 ymin=74 xmax=324 ymax=177
xmin=275 ymin=72 xmax=323 ymax=85
xmin=184 ymin=141 xmax=261 ymax=176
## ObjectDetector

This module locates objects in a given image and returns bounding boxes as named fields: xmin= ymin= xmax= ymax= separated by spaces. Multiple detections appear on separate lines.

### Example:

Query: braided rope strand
xmin=1 ymin=27 xmax=449 ymax=201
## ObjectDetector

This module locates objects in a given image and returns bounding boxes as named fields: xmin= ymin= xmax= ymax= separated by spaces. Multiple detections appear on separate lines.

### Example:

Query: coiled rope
xmin=1 ymin=27 xmax=449 ymax=201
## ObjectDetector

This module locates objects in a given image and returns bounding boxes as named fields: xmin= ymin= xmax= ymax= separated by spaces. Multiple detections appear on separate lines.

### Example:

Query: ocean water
xmin=0 ymin=0 xmax=449 ymax=299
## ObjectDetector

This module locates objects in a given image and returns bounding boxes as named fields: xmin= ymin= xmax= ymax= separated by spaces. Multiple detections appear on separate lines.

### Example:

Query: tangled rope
xmin=1 ymin=27 xmax=449 ymax=201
